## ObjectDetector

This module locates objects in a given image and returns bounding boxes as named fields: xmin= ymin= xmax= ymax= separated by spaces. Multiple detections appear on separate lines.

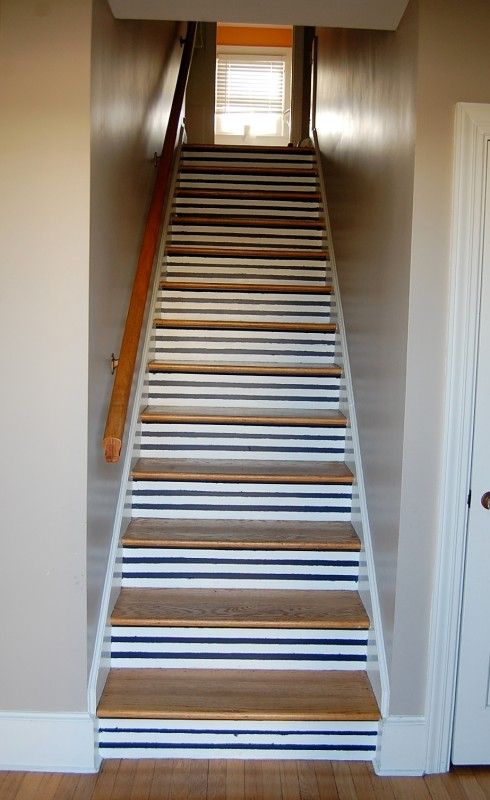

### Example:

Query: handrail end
xmin=103 ymin=435 xmax=122 ymax=464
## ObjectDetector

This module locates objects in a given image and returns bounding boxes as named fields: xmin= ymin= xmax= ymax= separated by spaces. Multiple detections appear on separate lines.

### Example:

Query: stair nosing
xmin=159 ymin=281 xmax=333 ymax=294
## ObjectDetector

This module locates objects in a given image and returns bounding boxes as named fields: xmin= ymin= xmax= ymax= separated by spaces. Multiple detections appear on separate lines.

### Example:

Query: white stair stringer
xmin=96 ymin=143 xmax=380 ymax=762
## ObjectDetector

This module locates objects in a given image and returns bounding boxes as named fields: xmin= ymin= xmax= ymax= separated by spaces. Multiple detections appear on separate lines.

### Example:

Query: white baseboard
xmin=0 ymin=712 xmax=99 ymax=773
xmin=374 ymin=716 xmax=428 ymax=776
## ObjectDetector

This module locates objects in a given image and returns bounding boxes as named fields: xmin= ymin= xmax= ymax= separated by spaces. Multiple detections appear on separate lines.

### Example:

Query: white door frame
xmin=425 ymin=103 xmax=490 ymax=773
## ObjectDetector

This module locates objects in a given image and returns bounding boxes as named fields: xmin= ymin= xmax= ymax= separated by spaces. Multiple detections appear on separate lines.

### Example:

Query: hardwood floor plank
xmin=123 ymin=519 xmax=360 ymax=551
xmin=260 ymin=761 xmax=282 ymax=800
xmin=148 ymin=361 xmax=341 ymax=377
xmin=71 ymin=773 xmax=99 ymax=800
xmin=148 ymin=759 xmax=174 ymax=800
xmin=349 ymin=761 xmax=377 ymax=799
xmin=14 ymin=772 xmax=51 ymax=799
xmin=168 ymin=759 xmax=191 ymax=800
xmin=159 ymin=281 xmax=333 ymax=295
xmin=128 ymin=760 xmax=156 ymax=800
xmin=111 ymin=588 xmax=369 ymax=630
xmin=226 ymin=760 xmax=245 ymax=800
xmin=110 ymin=759 xmax=137 ymax=800
xmin=243 ymin=760 xmax=263 ymax=800
xmin=297 ymin=759 xmax=320 ymax=800
xmin=91 ymin=759 xmax=120 ymax=800
xmin=389 ymin=776 xmax=432 ymax=800
xmin=0 ymin=771 xmax=27 ymax=799
xmin=51 ymin=773 xmax=84 ymax=800
xmin=453 ymin=768 xmax=487 ymax=800
xmin=131 ymin=458 xmax=353 ymax=485
xmin=140 ymin=405 xmax=345 ymax=427
xmin=423 ymin=774 xmax=455 ymax=800
xmin=279 ymin=761 xmax=302 ymax=800
xmin=97 ymin=669 xmax=380 ymax=721
xmin=187 ymin=760 xmax=208 ymax=800
xmin=206 ymin=759 xmax=227 ymax=800
xmin=313 ymin=760 xmax=339 ymax=799
xmin=363 ymin=764 xmax=396 ymax=800
xmin=332 ymin=761 xmax=358 ymax=800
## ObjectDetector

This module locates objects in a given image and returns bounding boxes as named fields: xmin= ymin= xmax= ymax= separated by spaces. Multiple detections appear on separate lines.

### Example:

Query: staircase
xmin=96 ymin=143 xmax=380 ymax=760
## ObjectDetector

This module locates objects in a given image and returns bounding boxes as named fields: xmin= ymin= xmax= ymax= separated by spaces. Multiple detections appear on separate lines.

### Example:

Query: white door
xmin=453 ymin=144 xmax=490 ymax=764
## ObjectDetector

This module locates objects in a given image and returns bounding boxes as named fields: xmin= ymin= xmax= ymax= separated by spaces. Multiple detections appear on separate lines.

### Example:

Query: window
xmin=215 ymin=47 xmax=291 ymax=144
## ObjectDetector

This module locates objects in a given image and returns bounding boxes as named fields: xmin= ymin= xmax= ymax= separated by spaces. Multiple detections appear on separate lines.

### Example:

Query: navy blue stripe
xmin=132 ymin=490 xmax=351 ymax=498
xmin=99 ymin=742 xmax=375 ymax=752
xmin=131 ymin=504 xmax=351 ymax=513
xmin=111 ymin=636 xmax=366 ymax=646
xmin=147 ymin=395 xmax=339 ymax=403
xmin=140 ymin=433 xmax=345 ymax=441
xmin=123 ymin=557 xmax=355 ymax=566
xmin=130 ymin=507 xmax=350 ymax=516
xmin=99 ymin=726 xmax=376 ymax=736
xmin=122 ymin=572 xmax=357 ymax=581
xmin=110 ymin=652 xmax=367 ymax=662
xmin=140 ymin=446 xmax=344 ymax=454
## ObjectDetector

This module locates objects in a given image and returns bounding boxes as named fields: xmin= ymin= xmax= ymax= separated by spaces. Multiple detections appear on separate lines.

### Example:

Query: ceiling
xmin=108 ymin=0 xmax=410 ymax=31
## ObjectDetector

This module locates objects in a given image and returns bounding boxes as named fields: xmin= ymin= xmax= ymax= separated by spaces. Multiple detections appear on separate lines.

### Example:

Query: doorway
xmin=426 ymin=102 xmax=490 ymax=771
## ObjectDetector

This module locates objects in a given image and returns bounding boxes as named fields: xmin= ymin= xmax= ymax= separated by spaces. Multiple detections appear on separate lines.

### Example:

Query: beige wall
xmin=315 ymin=3 xmax=419 ymax=702
xmin=87 ymin=1 xmax=181 ymax=667
xmin=0 ymin=0 xmax=183 ymax=712
xmin=0 ymin=0 xmax=92 ymax=711
xmin=316 ymin=0 xmax=490 ymax=715
xmin=392 ymin=0 xmax=490 ymax=713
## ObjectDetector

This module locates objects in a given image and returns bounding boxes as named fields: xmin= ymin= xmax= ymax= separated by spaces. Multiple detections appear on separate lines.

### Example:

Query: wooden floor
xmin=2 ymin=761 xmax=490 ymax=799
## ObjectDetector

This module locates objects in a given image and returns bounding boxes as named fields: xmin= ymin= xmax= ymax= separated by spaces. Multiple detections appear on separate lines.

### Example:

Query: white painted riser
xmin=149 ymin=334 xmax=336 ymax=366
xmin=109 ymin=626 xmax=368 ymax=670
xmin=136 ymin=424 xmax=346 ymax=461
xmin=98 ymin=719 xmax=378 ymax=761
xmin=173 ymin=201 xmax=323 ymax=218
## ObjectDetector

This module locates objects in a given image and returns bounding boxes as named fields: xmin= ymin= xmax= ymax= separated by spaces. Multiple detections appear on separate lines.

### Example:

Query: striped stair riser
xmin=118 ymin=547 xmax=358 ymax=590
xmin=177 ymin=175 xmax=319 ymax=191
xmin=180 ymin=153 xmax=316 ymax=167
xmin=173 ymin=198 xmax=323 ymax=219
xmin=145 ymin=374 xmax=341 ymax=410
xmin=149 ymin=330 xmax=337 ymax=366
xmin=109 ymin=627 xmax=368 ymax=670
xmin=168 ymin=234 xmax=326 ymax=250
xmin=155 ymin=290 xmax=335 ymax=324
xmin=97 ymin=719 xmax=378 ymax=761
xmin=136 ymin=423 xmax=346 ymax=461
xmin=162 ymin=257 xmax=331 ymax=286
xmin=129 ymin=481 xmax=352 ymax=524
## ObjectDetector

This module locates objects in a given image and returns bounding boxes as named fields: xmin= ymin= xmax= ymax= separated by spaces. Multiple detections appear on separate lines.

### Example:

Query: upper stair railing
xmin=103 ymin=21 xmax=197 ymax=464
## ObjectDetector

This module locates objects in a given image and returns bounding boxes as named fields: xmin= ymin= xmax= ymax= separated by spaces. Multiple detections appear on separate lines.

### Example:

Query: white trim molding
xmin=0 ymin=712 xmax=98 ymax=773
xmin=375 ymin=716 xmax=428 ymax=776
xmin=425 ymin=103 xmax=490 ymax=773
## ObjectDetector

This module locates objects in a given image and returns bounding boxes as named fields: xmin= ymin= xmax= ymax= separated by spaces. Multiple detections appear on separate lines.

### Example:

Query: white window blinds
xmin=216 ymin=54 xmax=286 ymax=116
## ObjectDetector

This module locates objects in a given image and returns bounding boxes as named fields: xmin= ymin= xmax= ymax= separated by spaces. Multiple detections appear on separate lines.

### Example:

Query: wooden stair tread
xmin=123 ymin=519 xmax=360 ymax=551
xmin=140 ymin=406 xmax=346 ymax=427
xmin=171 ymin=215 xmax=324 ymax=229
xmin=97 ymin=669 xmax=379 ymax=721
xmin=165 ymin=246 xmax=328 ymax=260
xmin=131 ymin=458 xmax=353 ymax=484
xmin=147 ymin=361 xmax=341 ymax=376
xmin=111 ymin=588 xmax=369 ymax=629
xmin=159 ymin=280 xmax=333 ymax=294
xmin=153 ymin=319 xmax=336 ymax=333
xmin=174 ymin=189 xmax=321 ymax=201
xmin=182 ymin=144 xmax=315 ymax=154
xmin=180 ymin=165 xmax=317 ymax=177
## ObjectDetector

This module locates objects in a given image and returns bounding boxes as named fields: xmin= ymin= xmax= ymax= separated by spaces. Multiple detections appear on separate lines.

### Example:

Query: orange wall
xmin=217 ymin=25 xmax=292 ymax=47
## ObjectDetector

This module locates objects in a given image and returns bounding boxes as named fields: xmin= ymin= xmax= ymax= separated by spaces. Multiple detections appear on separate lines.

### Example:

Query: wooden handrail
xmin=103 ymin=22 xmax=197 ymax=464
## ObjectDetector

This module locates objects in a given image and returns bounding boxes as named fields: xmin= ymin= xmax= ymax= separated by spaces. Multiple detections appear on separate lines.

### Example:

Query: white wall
xmin=0 ymin=0 xmax=92 ymax=711
xmin=87 ymin=0 xmax=182 ymax=668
